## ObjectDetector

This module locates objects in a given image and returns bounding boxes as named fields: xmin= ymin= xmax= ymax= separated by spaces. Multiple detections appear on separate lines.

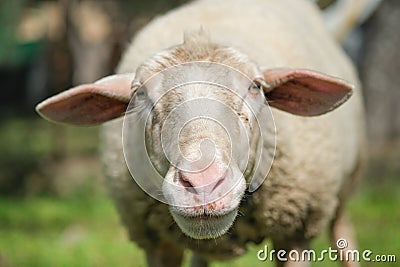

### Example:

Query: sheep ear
xmin=36 ymin=74 xmax=135 ymax=126
xmin=257 ymin=68 xmax=353 ymax=116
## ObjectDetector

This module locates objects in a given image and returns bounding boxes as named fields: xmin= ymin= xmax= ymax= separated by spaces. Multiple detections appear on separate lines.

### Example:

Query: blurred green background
xmin=0 ymin=0 xmax=399 ymax=266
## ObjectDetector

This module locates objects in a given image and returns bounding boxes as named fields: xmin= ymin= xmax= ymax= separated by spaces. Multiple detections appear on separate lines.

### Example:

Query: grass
xmin=1 ymin=175 xmax=398 ymax=267
xmin=0 ymin=194 xmax=145 ymax=267
xmin=0 ymin=117 xmax=399 ymax=266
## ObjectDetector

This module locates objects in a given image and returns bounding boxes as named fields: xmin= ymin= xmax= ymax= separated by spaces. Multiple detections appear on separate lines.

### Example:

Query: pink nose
xmin=178 ymin=162 xmax=226 ymax=194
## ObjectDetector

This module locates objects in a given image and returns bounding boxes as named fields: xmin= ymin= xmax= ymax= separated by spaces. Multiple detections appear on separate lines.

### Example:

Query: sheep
xmin=35 ymin=0 xmax=365 ymax=266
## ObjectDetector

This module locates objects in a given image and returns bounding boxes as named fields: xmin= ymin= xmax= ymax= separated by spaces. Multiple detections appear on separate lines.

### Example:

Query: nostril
xmin=180 ymin=178 xmax=193 ymax=188
xmin=179 ymin=173 xmax=198 ymax=194
xmin=211 ymin=177 xmax=225 ymax=193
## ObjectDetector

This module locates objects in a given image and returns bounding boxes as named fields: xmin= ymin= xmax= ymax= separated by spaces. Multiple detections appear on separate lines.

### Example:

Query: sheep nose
xmin=178 ymin=162 xmax=226 ymax=195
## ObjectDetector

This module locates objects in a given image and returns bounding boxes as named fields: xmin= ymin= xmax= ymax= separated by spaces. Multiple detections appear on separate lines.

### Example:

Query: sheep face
xmin=124 ymin=61 xmax=272 ymax=239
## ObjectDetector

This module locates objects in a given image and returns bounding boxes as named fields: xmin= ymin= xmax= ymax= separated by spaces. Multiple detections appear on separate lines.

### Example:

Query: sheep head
xmin=36 ymin=32 xmax=353 ymax=239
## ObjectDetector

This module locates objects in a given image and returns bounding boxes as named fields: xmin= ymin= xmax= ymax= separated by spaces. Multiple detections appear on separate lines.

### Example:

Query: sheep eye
xmin=248 ymin=83 xmax=260 ymax=95
xmin=135 ymin=88 xmax=147 ymax=99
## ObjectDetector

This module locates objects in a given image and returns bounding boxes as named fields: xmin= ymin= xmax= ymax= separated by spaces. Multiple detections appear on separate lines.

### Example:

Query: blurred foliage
xmin=0 ymin=0 xmax=35 ymax=66
xmin=0 ymin=117 xmax=99 ymax=195
xmin=0 ymin=117 xmax=49 ymax=194
xmin=116 ymin=0 xmax=190 ymax=18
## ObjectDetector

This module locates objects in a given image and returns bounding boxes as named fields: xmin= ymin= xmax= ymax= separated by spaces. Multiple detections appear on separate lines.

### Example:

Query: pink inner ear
xmin=36 ymin=84 xmax=131 ymax=125
xmin=36 ymin=73 xmax=134 ymax=125
xmin=262 ymin=68 xmax=354 ymax=116
xmin=36 ymin=73 xmax=135 ymax=125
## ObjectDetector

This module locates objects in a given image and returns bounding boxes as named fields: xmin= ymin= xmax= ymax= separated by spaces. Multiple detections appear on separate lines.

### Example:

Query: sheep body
xmin=101 ymin=0 xmax=364 ymax=264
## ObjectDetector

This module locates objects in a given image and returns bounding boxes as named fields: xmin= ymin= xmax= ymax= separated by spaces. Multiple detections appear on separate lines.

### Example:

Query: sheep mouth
xmin=170 ymin=209 xmax=238 ymax=239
